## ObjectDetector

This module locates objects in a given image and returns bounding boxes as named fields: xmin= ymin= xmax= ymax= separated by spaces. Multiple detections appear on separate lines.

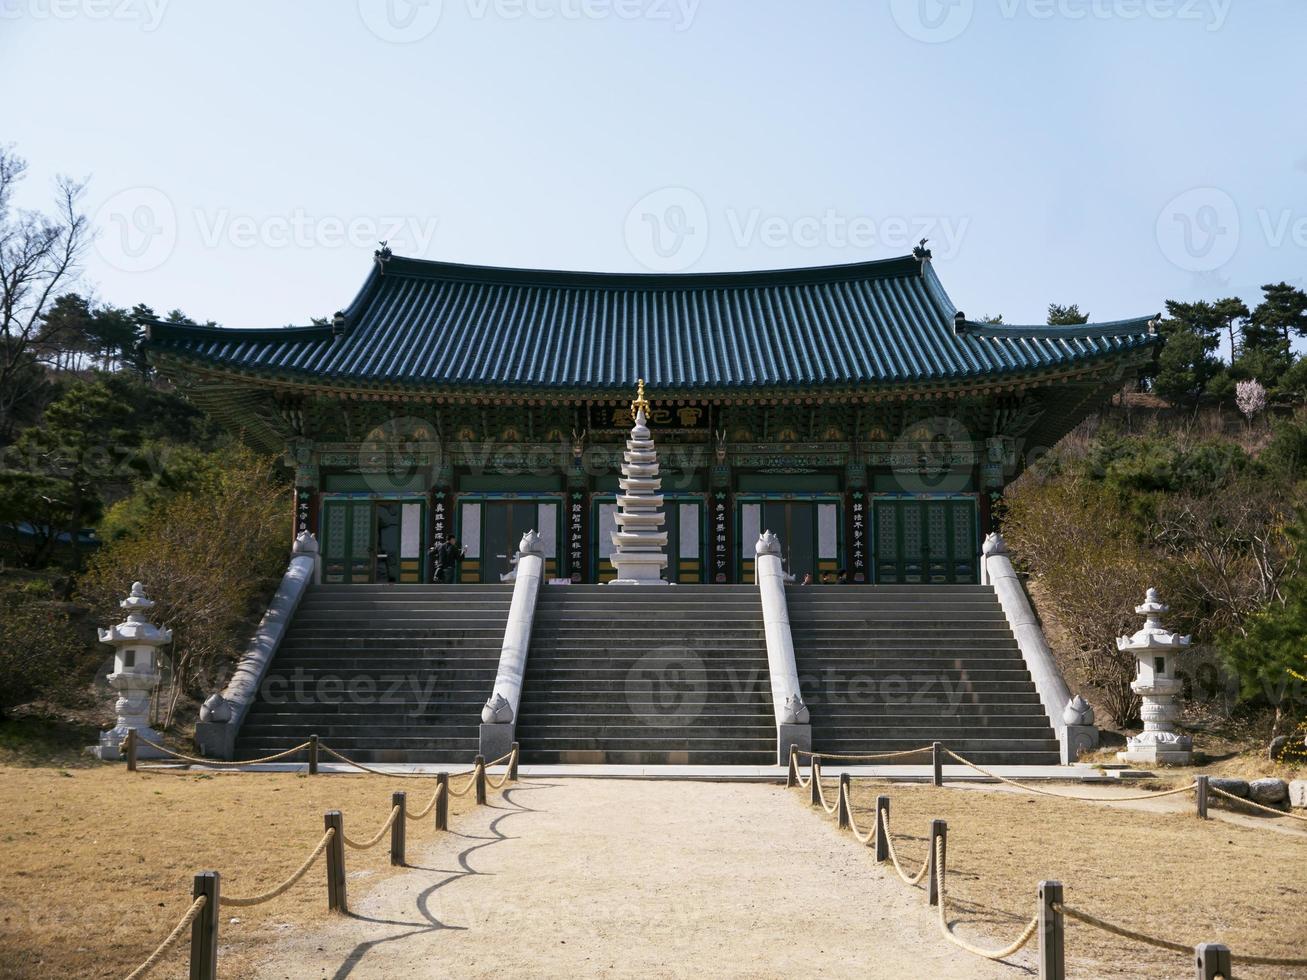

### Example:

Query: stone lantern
xmin=93 ymin=582 xmax=172 ymax=760
xmin=1116 ymin=588 xmax=1192 ymax=766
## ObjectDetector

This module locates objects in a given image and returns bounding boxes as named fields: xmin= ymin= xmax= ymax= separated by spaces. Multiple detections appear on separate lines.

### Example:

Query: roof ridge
xmin=954 ymin=314 xmax=1160 ymax=340
xmin=374 ymin=253 xmax=926 ymax=289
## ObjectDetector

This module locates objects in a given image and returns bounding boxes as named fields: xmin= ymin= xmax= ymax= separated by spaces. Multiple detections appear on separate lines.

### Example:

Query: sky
xmin=2 ymin=0 xmax=1305 ymax=334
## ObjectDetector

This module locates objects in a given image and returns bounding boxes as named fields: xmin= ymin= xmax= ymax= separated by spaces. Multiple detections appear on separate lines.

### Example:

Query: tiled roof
xmin=145 ymin=253 xmax=1158 ymax=392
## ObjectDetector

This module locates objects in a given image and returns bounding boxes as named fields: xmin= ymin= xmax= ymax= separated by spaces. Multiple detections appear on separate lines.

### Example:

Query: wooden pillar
xmin=390 ymin=792 xmax=406 ymax=867
xmin=189 ymin=871 xmax=219 ymax=980
xmin=324 ymin=811 xmax=347 ymax=912
xmin=1038 ymin=881 xmax=1064 ymax=980
xmin=436 ymin=773 xmax=449 ymax=831
xmin=308 ymin=734 xmax=319 ymax=775
xmin=932 ymin=741 xmax=943 ymax=787
xmin=927 ymin=819 xmax=947 ymax=907
xmin=125 ymin=728 xmax=137 ymax=772
xmin=474 ymin=755 xmax=487 ymax=805
xmin=837 ymin=773 xmax=851 ymax=829
xmin=1196 ymin=775 xmax=1209 ymax=819
xmin=1195 ymin=943 xmax=1232 ymax=980
xmin=809 ymin=758 xmax=821 ymax=806
xmin=874 ymin=796 xmax=890 ymax=862
xmin=786 ymin=746 xmax=798 ymax=788
xmin=509 ymin=742 xmax=520 ymax=780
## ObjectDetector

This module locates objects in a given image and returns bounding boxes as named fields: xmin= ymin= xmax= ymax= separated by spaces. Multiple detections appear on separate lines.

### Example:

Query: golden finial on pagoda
xmin=631 ymin=378 xmax=651 ymax=421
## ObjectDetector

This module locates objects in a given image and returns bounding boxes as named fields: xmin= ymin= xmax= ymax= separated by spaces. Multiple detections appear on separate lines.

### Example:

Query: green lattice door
xmin=322 ymin=498 xmax=373 ymax=583
xmin=873 ymin=497 xmax=977 ymax=584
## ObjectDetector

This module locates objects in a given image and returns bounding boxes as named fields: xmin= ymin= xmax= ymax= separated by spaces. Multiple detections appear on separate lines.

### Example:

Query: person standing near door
xmin=432 ymin=535 xmax=466 ymax=584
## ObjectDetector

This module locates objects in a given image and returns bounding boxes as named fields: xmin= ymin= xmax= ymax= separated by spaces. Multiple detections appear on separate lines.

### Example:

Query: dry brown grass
xmin=0 ymin=764 xmax=496 ymax=980
xmin=826 ymin=779 xmax=1307 ymax=979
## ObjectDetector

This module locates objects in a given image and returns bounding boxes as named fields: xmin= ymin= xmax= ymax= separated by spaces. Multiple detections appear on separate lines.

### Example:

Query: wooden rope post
xmin=324 ymin=811 xmax=347 ymax=913
xmin=308 ymin=734 xmax=319 ymax=775
xmin=436 ymin=773 xmax=449 ymax=831
xmin=874 ymin=796 xmax=890 ymax=862
xmin=786 ymin=746 xmax=798 ymax=788
xmin=927 ymin=819 xmax=947 ymax=907
xmin=474 ymin=755 xmax=487 ymax=805
xmin=1038 ymin=880 xmax=1064 ymax=980
xmin=190 ymin=871 xmax=220 ymax=980
xmin=390 ymin=792 xmax=406 ymax=867
xmin=837 ymin=773 xmax=851 ymax=830
xmin=125 ymin=728 xmax=137 ymax=772
xmin=932 ymin=741 xmax=943 ymax=787
xmin=809 ymin=758 xmax=821 ymax=806
xmin=509 ymin=742 xmax=520 ymax=780
xmin=1196 ymin=775 xmax=1209 ymax=819
xmin=1195 ymin=943 xmax=1231 ymax=979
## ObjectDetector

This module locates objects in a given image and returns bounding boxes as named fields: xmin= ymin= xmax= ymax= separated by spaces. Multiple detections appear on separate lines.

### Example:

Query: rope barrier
xmin=932 ymin=837 xmax=1040 ymax=960
xmin=343 ymin=806 xmax=400 ymax=851
xmin=792 ymin=745 xmax=936 ymax=762
xmin=220 ymin=829 xmax=335 ymax=907
xmin=812 ymin=771 xmax=840 ymax=815
xmin=135 ymin=736 xmax=311 ymax=767
xmin=320 ymin=744 xmax=476 ymax=781
xmin=1209 ymin=785 xmax=1307 ymax=823
xmin=485 ymin=769 xmax=512 ymax=790
xmin=405 ymin=782 xmax=446 ymax=821
xmin=878 ymin=807 xmax=931 ymax=885
xmin=446 ymin=769 xmax=480 ymax=797
xmin=943 ymin=748 xmax=1198 ymax=802
xmin=842 ymin=785 xmax=876 ymax=846
xmin=121 ymin=894 xmax=207 ymax=980
xmin=485 ymin=747 xmax=516 ymax=768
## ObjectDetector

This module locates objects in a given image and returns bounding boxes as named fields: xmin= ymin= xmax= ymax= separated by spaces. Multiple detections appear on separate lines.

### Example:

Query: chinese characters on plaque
xmin=713 ymin=491 xmax=729 ymax=583
xmin=569 ymin=491 xmax=586 ymax=582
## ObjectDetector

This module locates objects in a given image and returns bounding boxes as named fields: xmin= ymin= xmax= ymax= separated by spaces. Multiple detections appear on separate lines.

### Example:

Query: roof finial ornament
xmin=375 ymin=241 xmax=393 ymax=263
xmin=913 ymin=238 xmax=932 ymax=261
xmin=631 ymin=378 xmax=651 ymax=423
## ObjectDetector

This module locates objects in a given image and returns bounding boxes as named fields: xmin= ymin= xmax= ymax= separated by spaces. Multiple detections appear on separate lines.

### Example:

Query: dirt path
xmin=252 ymin=780 xmax=1022 ymax=979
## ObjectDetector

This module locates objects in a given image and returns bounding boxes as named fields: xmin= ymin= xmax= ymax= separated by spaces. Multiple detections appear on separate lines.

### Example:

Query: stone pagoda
xmin=609 ymin=380 xmax=670 ymax=586
xmin=92 ymin=582 xmax=173 ymax=760
xmin=1116 ymin=588 xmax=1193 ymax=765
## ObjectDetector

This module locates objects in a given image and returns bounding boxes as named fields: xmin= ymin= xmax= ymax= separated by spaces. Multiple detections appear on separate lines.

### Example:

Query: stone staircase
xmin=514 ymin=586 xmax=777 ymax=764
xmin=235 ymin=585 xmax=512 ymax=764
xmin=786 ymin=585 xmax=1061 ymax=765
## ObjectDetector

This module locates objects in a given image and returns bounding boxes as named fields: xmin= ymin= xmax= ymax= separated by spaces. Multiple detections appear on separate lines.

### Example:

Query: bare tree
xmin=0 ymin=146 xmax=89 ymax=442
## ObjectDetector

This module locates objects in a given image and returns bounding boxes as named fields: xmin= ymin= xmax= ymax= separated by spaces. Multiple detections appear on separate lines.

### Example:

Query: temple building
xmin=146 ymin=245 xmax=1158 ymax=586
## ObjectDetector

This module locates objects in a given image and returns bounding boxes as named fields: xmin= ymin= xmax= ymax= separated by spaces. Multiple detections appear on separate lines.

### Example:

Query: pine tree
xmin=1047 ymin=303 xmax=1089 ymax=326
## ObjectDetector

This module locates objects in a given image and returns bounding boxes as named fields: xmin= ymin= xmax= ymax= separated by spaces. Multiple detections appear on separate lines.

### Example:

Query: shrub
xmin=79 ymin=447 xmax=289 ymax=727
